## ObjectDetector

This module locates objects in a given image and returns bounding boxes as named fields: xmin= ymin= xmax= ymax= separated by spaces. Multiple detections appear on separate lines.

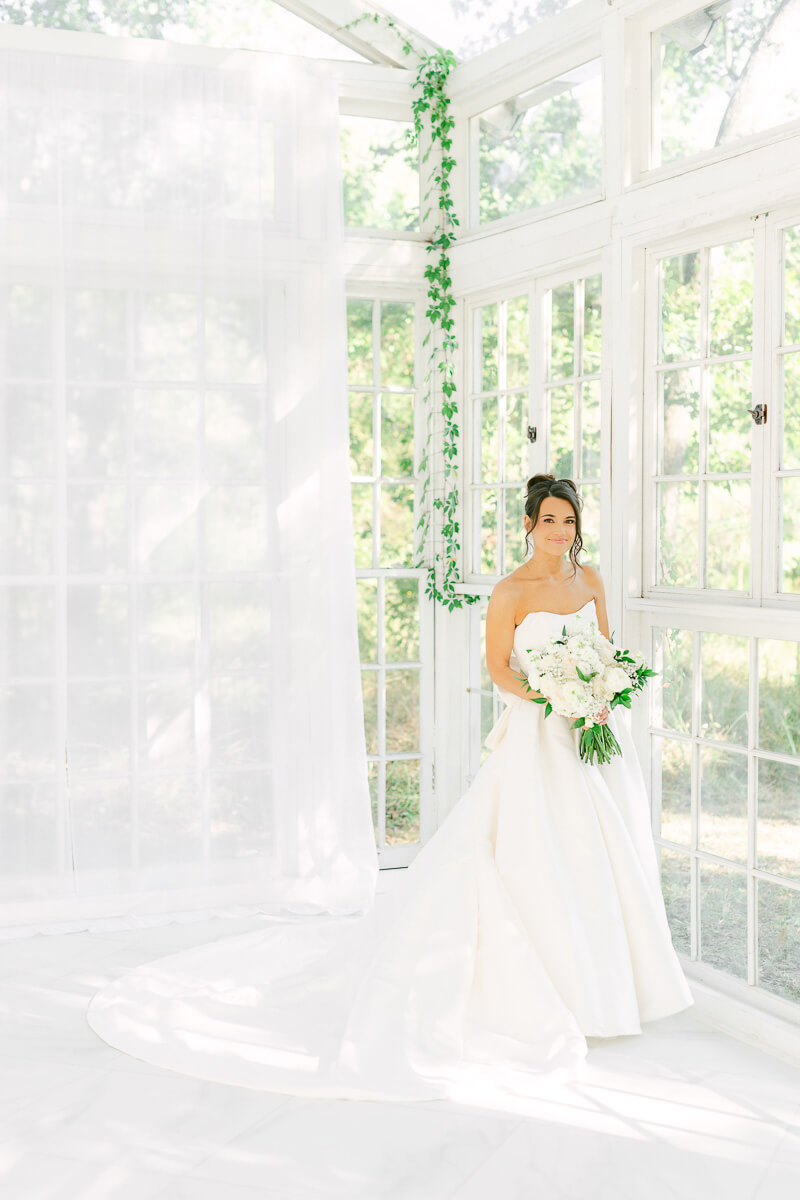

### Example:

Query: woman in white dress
xmin=87 ymin=474 xmax=694 ymax=1103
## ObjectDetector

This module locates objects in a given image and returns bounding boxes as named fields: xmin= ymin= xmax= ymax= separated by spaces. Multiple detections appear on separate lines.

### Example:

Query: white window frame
xmin=625 ymin=0 xmax=800 ymax=188
xmin=345 ymin=284 xmax=435 ymax=869
xmin=460 ymin=254 xmax=611 ymax=589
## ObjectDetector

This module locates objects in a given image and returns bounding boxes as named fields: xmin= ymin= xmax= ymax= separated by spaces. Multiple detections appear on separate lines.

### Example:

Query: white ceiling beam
xmin=274 ymin=0 xmax=442 ymax=67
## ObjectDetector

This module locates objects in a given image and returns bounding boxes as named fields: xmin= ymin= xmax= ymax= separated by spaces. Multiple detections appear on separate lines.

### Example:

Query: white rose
xmin=598 ymin=641 xmax=616 ymax=665
xmin=603 ymin=666 xmax=632 ymax=694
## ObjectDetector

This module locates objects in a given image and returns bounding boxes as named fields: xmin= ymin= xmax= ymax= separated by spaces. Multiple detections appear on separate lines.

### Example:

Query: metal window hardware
xmin=527 ymin=425 xmax=537 ymax=443
xmin=747 ymin=403 xmax=767 ymax=425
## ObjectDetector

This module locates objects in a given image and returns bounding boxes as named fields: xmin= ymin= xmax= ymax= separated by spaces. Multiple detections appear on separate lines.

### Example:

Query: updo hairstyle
xmin=524 ymin=473 xmax=584 ymax=574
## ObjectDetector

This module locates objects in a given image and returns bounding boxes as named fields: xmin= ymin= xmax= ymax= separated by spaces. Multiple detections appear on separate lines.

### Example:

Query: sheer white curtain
xmin=0 ymin=38 xmax=378 ymax=935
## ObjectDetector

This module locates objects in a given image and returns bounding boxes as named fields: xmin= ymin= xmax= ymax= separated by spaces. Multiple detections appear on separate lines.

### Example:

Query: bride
xmin=86 ymin=473 xmax=694 ymax=1104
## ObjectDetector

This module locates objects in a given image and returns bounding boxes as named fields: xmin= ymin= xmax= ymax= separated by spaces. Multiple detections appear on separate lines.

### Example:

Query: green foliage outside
xmin=479 ymin=73 xmax=602 ymax=223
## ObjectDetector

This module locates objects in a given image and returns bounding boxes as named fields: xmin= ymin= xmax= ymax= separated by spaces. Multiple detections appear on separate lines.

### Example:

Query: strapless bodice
xmin=511 ymin=597 xmax=597 ymax=678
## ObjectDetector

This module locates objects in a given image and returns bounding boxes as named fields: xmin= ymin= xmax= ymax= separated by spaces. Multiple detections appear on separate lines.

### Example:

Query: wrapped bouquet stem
xmin=517 ymin=620 xmax=657 ymax=766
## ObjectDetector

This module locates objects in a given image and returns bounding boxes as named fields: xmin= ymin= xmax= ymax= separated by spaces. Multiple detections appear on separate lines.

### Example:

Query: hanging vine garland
xmin=343 ymin=16 xmax=481 ymax=612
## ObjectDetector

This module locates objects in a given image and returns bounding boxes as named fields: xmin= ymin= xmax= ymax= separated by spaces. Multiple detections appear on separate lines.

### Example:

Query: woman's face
xmin=524 ymin=496 xmax=577 ymax=558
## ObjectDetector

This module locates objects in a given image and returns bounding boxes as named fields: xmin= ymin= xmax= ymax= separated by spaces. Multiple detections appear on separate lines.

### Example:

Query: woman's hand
xmin=595 ymin=704 xmax=610 ymax=725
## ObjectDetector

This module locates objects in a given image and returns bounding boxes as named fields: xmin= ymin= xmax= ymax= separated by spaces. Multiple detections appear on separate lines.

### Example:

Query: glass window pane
xmin=480 ymin=397 xmax=499 ymax=480
xmin=139 ymin=583 xmax=196 ymax=675
xmin=477 ymin=305 xmax=499 ymax=391
xmin=0 ymin=586 xmax=56 ymax=679
xmin=139 ymin=678 xmax=196 ymax=769
xmin=504 ymin=392 xmax=528 ymax=481
xmin=348 ymin=392 xmax=373 ymax=477
xmin=6 ymin=284 xmax=52 ymax=377
xmin=66 ymin=288 xmax=128 ymax=382
xmin=780 ymin=477 xmax=800 ymax=594
xmin=208 ymin=676 xmax=269 ymax=768
xmin=782 ymin=352 xmax=800 ymax=471
xmin=708 ymin=362 xmax=753 ymax=474
xmin=204 ymin=487 xmax=267 ymax=573
xmin=379 ymin=484 xmax=414 ymax=568
xmin=654 ymin=736 xmax=691 ymax=846
xmin=204 ymin=294 xmax=263 ymax=384
xmin=479 ymin=488 xmax=498 ymax=575
xmin=660 ymin=252 xmax=701 ymax=363
xmin=66 ymin=387 xmax=126 ymax=479
xmin=351 ymin=483 xmax=374 ymax=569
xmin=652 ymin=626 xmax=693 ymax=734
xmin=385 ymin=759 xmax=420 ymax=845
xmin=67 ymin=583 xmax=129 ymax=677
xmin=758 ymin=758 xmax=800 ymax=882
xmin=758 ymin=881 xmax=800 ymax=1004
xmin=67 ymin=681 xmax=130 ymax=773
xmin=69 ymin=780 xmax=131 ymax=878
xmin=657 ymin=480 xmax=699 ymax=587
xmin=205 ymin=391 xmax=263 ymax=482
xmin=134 ymin=390 xmax=196 ymax=478
xmin=341 ymin=116 xmax=418 ymax=232
xmin=361 ymin=670 xmax=377 ymax=756
xmin=577 ymin=481 xmax=599 ymax=563
xmin=67 ymin=483 xmax=128 ymax=575
xmin=581 ymin=379 xmax=601 ymax=478
xmin=660 ymin=846 xmax=691 ymax=954
xmin=384 ymin=578 xmax=419 ymax=662
xmin=583 ymin=273 xmax=602 ymax=375
xmin=209 ymin=771 xmax=272 ymax=862
xmin=346 ymin=300 xmax=373 ymax=386
xmin=706 ymin=478 xmax=751 ymax=592
xmin=207 ymin=581 xmax=270 ymax=673
xmin=477 ymin=59 xmax=602 ymax=223
xmin=385 ymin=669 xmax=420 ymax=753
xmin=660 ymin=368 xmax=700 ymax=475
xmin=356 ymin=578 xmax=378 ymax=664
xmin=367 ymin=761 xmax=379 ymax=838
xmin=0 ymin=384 xmax=54 ymax=478
xmin=0 ymin=483 xmax=54 ymax=575
xmin=656 ymin=2 xmax=800 ymax=166
xmin=137 ymin=777 xmax=200 ymax=867
xmin=700 ymin=862 xmax=747 ymax=980
xmin=785 ymin=226 xmax=800 ymax=346
xmin=381 ymin=393 xmax=414 ymax=478
xmin=701 ymin=632 xmax=749 ymax=747
xmin=504 ymin=486 xmax=525 ymax=575
xmin=135 ymin=291 xmax=198 ymax=382
xmin=380 ymin=302 xmax=414 ymax=388
xmin=135 ymin=480 xmax=197 ymax=579
xmin=758 ymin=638 xmax=800 ymax=757
xmin=506 ymin=296 xmax=529 ymax=387
xmin=0 ymin=684 xmax=57 ymax=778
xmin=550 ymin=284 xmax=574 ymax=379
xmin=699 ymin=747 xmax=748 ymax=864
xmin=549 ymin=384 xmax=574 ymax=477
xmin=709 ymin=240 xmax=753 ymax=356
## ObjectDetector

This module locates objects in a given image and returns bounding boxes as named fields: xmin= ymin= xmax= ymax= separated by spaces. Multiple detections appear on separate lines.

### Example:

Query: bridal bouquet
xmin=519 ymin=620 xmax=657 ymax=766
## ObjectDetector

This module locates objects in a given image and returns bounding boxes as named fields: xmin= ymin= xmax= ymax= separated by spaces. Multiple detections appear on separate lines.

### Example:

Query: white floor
xmin=3 ymin=911 xmax=800 ymax=1200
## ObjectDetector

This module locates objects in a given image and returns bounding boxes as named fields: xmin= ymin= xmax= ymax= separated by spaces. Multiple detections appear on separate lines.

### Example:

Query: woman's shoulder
xmin=577 ymin=561 xmax=603 ymax=588
xmin=489 ymin=569 xmax=526 ymax=602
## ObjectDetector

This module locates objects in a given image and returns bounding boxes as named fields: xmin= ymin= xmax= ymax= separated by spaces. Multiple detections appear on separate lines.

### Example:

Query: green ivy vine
xmin=344 ymin=15 xmax=481 ymax=612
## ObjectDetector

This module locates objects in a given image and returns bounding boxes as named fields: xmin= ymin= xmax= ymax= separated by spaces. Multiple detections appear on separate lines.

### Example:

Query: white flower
xmin=598 ymin=641 xmax=617 ymax=665
xmin=604 ymin=666 xmax=632 ymax=693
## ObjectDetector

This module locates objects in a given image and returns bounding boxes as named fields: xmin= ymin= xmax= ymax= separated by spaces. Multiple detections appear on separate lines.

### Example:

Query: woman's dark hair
xmin=524 ymin=473 xmax=584 ymax=575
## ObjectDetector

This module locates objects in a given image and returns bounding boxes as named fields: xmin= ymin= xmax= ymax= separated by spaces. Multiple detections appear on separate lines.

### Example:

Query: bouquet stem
xmin=573 ymin=721 xmax=623 ymax=765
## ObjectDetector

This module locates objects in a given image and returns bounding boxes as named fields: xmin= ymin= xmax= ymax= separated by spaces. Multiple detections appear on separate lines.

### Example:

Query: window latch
xmin=527 ymin=425 xmax=537 ymax=443
xmin=747 ymin=403 xmax=767 ymax=425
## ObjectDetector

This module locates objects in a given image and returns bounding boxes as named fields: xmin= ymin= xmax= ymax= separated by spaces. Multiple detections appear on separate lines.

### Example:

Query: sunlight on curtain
xmin=0 ymin=42 xmax=378 ymax=934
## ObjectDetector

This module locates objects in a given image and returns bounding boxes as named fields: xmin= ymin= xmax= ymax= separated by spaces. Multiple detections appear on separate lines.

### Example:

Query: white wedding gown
xmin=86 ymin=598 xmax=694 ymax=1103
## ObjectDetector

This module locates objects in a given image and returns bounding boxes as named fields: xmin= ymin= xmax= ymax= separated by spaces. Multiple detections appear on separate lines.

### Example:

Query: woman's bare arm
xmin=485 ymin=585 xmax=545 ymax=703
